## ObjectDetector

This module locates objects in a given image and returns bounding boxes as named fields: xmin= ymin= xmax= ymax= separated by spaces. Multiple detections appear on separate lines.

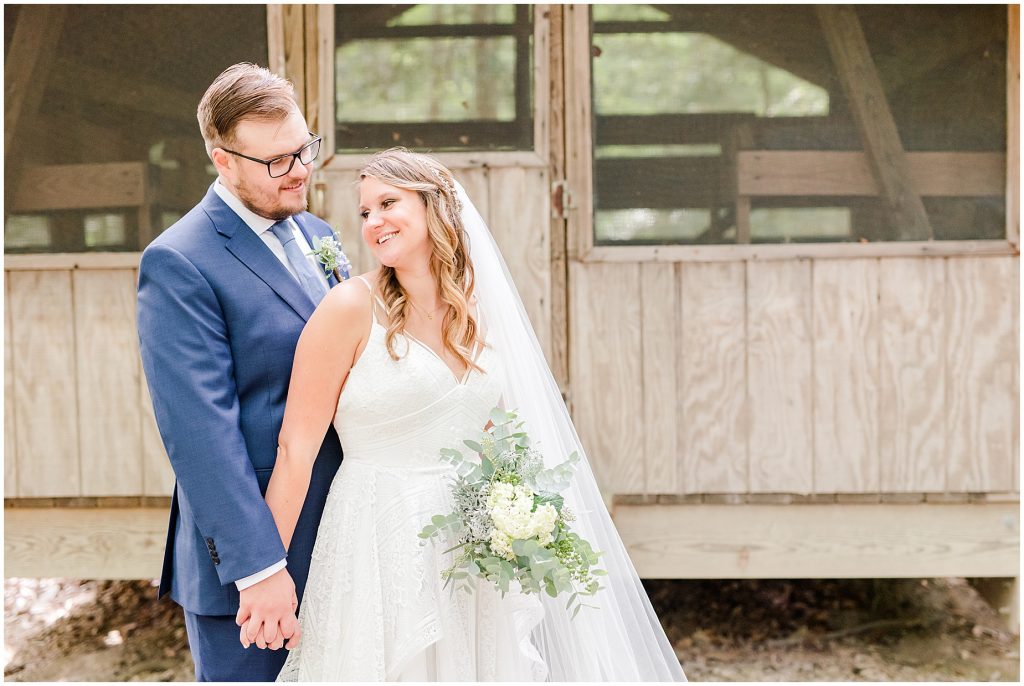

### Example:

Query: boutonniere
xmin=307 ymin=232 xmax=350 ymax=282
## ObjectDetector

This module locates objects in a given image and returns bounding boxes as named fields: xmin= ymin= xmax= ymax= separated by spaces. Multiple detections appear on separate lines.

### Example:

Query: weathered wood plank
xmin=946 ymin=257 xmax=1016 ymax=491
xmin=569 ymin=262 xmax=643 ymax=492
xmin=817 ymin=5 xmax=933 ymax=240
xmin=580 ymin=240 xmax=1016 ymax=264
xmin=266 ymin=5 xmax=286 ymax=78
xmin=614 ymin=503 xmax=1020 ymax=579
xmin=563 ymin=4 xmax=595 ymax=260
xmin=1008 ymin=4 xmax=1020 ymax=247
xmin=5 ymin=276 xmax=17 ymax=497
xmin=678 ymin=262 xmax=747 ymax=493
xmin=747 ymin=261 xmax=814 ymax=493
xmin=879 ymin=258 xmax=946 ymax=492
xmin=813 ymin=259 xmax=880 ymax=492
xmin=73 ymin=271 xmax=143 ymax=496
xmin=640 ymin=263 xmax=678 ymax=493
xmin=738 ymin=152 xmax=1005 ymax=198
xmin=10 ymin=271 xmax=80 ymax=497
xmin=4 ymin=508 xmax=167 ymax=579
xmin=1013 ymin=259 xmax=1020 ymax=493
xmin=488 ymin=166 xmax=551 ymax=358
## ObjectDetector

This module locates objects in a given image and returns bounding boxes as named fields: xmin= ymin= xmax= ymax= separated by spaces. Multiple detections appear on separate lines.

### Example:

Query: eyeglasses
xmin=220 ymin=133 xmax=322 ymax=178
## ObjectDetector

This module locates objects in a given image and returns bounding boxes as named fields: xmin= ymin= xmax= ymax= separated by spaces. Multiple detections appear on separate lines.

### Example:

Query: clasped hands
xmin=235 ymin=567 xmax=302 ymax=650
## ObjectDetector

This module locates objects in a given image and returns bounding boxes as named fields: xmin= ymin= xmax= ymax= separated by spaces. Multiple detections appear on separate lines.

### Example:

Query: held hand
xmin=235 ymin=568 xmax=299 ymax=649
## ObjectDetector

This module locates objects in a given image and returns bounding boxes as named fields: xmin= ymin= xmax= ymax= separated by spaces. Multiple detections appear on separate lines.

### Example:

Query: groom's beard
xmin=236 ymin=174 xmax=308 ymax=221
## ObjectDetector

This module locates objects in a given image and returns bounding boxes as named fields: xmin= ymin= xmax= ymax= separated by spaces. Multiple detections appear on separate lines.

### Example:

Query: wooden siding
xmin=569 ymin=255 xmax=1020 ymax=496
xmin=4 ymin=157 xmax=554 ymax=500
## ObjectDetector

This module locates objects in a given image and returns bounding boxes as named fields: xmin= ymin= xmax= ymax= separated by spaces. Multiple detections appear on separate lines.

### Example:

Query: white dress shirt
xmin=213 ymin=179 xmax=323 ymax=590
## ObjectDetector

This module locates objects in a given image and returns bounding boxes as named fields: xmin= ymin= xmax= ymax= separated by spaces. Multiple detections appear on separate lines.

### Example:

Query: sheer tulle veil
xmin=457 ymin=182 xmax=687 ymax=681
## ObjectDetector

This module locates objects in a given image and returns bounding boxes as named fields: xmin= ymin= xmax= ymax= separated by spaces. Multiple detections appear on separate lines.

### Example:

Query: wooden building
xmin=4 ymin=5 xmax=1019 ymax=629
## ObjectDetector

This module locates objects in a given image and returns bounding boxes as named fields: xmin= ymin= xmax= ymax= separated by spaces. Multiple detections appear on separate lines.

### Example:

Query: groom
xmin=137 ymin=63 xmax=346 ymax=681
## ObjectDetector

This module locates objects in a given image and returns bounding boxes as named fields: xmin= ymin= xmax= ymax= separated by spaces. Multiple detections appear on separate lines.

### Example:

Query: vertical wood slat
xmin=10 ymin=271 xmax=80 ymax=497
xmin=747 ymin=261 xmax=814 ymax=493
xmin=488 ymin=167 xmax=552 ymax=360
xmin=5 ymin=275 xmax=17 ymax=497
xmin=266 ymin=5 xmax=286 ymax=78
xmin=1007 ymin=4 xmax=1019 ymax=247
xmin=946 ymin=257 xmax=1016 ymax=491
xmin=813 ymin=259 xmax=880 ymax=493
xmin=545 ymin=4 xmax=570 ymax=394
xmin=678 ymin=262 xmax=747 ymax=493
xmin=569 ymin=262 xmax=643 ymax=492
xmin=74 ymin=271 xmax=143 ymax=496
xmin=1013 ymin=259 xmax=1020 ymax=493
xmin=879 ymin=258 xmax=946 ymax=492
xmin=563 ymin=4 xmax=595 ymax=260
xmin=640 ymin=263 xmax=678 ymax=493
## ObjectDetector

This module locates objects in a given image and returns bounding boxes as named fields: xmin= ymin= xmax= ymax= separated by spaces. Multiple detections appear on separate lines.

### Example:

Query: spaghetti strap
xmin=353 ymin=274 xmax=387 ymax=323
xmin=353 ymin=274 xmax=373 ymax=292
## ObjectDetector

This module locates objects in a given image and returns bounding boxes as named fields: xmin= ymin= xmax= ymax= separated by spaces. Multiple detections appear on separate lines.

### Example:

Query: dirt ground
xmin=3 ymin=576 xmax=1019 ymax=681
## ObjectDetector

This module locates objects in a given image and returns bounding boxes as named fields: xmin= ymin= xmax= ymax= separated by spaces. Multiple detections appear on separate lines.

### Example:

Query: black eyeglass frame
xmin=219 ymin=132 xmax=322 ymax=178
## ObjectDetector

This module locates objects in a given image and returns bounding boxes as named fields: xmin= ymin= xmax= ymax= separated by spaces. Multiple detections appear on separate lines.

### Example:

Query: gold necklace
xmin=407 ymin=298 xmax=446 ymax=320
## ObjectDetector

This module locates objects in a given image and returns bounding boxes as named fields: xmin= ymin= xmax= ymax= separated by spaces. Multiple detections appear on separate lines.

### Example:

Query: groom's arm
xmin=137 ymin=243 xmax=288 ymax=586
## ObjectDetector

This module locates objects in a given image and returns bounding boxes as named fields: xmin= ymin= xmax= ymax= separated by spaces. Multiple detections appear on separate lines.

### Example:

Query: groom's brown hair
xmin=197 ymin=63 xmax=298 ymax=157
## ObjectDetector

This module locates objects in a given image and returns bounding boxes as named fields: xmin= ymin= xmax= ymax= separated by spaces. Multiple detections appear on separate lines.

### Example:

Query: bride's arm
xmin=265 ymin=281 xmax=370 ymax=550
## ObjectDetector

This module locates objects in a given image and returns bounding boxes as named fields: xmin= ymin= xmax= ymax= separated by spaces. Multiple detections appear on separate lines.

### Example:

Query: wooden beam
xmin=614 ymin=502 xmax=1020 ymax=578
xmin=738 ymin=152 xmax=1006 ymax=198
xmin=576 ymin=239 xmax=1017 ymax=264
xmin=817 ymin=5 xmax=933 ymax=241
xmin=4 ymin=5 xmax=66 ymax=157
xmin=5 ymin=508 xmax=167 ymax=579
xmin=4 ymin=253 xmax=141 ymax=271
xmin=283 ymin=4 xmax=306 ymax=112
xmin=9 ymin=163 xmax=148 ymax=213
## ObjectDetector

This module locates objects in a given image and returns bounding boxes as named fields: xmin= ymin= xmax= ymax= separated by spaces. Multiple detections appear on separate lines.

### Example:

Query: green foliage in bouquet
xmin=419 ymin=407 xmax=605 ymax=618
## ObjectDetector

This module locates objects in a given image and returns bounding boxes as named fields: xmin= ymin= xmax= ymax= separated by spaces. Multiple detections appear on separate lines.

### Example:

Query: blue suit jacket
xmin=137 ymin=185 xmax=345 ymax=616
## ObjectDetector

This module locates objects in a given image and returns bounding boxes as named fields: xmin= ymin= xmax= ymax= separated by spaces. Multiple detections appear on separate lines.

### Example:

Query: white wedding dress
xmin=278 ymin=277 xmax=547 ymax=681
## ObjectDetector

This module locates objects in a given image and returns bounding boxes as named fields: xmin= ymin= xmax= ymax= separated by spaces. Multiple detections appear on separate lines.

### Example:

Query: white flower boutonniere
xmin=308 ymin=232 xmax=351 ymax=282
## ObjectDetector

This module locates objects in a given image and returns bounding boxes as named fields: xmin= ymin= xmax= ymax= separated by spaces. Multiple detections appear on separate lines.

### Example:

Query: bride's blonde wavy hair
xmin=359 ymin=147 xmax=483 ymax=371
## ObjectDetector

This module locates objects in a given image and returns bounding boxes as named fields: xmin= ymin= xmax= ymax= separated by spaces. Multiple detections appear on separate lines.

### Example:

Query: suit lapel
xmin=201 ymin=187 xmax=316 ymax=321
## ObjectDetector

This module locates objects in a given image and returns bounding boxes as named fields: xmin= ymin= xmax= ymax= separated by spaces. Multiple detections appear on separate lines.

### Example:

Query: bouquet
xmin=419 ymin=407 xmax=605 ymax=618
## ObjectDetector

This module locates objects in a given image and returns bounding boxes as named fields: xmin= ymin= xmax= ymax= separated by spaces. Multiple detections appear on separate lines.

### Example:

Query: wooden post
xmin=4 ymin=5 xmax=66 ymax=212
xmin=1007 ymin=4 xmax=1019 ymax=248
xmin=817 ymin=5 xmax=934 ymax=241
xmin=546 ymin=4 xmax=570 ymax=395
xmin=4 ymin=5 xmax=66 ymax=157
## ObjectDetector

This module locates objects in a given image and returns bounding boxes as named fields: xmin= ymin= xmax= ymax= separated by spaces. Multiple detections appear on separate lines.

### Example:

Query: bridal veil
xmin=458 ymin=183 xmax=686 ymax=682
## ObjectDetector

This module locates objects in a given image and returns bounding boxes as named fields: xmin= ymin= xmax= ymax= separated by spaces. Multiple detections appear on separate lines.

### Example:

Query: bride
xmin=261 ymin=148 xmax=685 ymax=681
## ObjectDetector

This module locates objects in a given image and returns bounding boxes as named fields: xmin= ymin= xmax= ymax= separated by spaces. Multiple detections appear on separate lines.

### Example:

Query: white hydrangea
xmin=486 ymin=482 xmax=559 ymax=560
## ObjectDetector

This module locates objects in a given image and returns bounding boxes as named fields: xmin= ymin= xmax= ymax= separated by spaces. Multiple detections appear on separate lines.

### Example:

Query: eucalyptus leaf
xmin=464 ymin=440 xmax=483 ymax=453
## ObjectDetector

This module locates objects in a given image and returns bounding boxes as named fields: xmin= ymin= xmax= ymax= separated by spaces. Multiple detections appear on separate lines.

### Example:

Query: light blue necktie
xmin=270 ymin=220 xmax=330 ymax=305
